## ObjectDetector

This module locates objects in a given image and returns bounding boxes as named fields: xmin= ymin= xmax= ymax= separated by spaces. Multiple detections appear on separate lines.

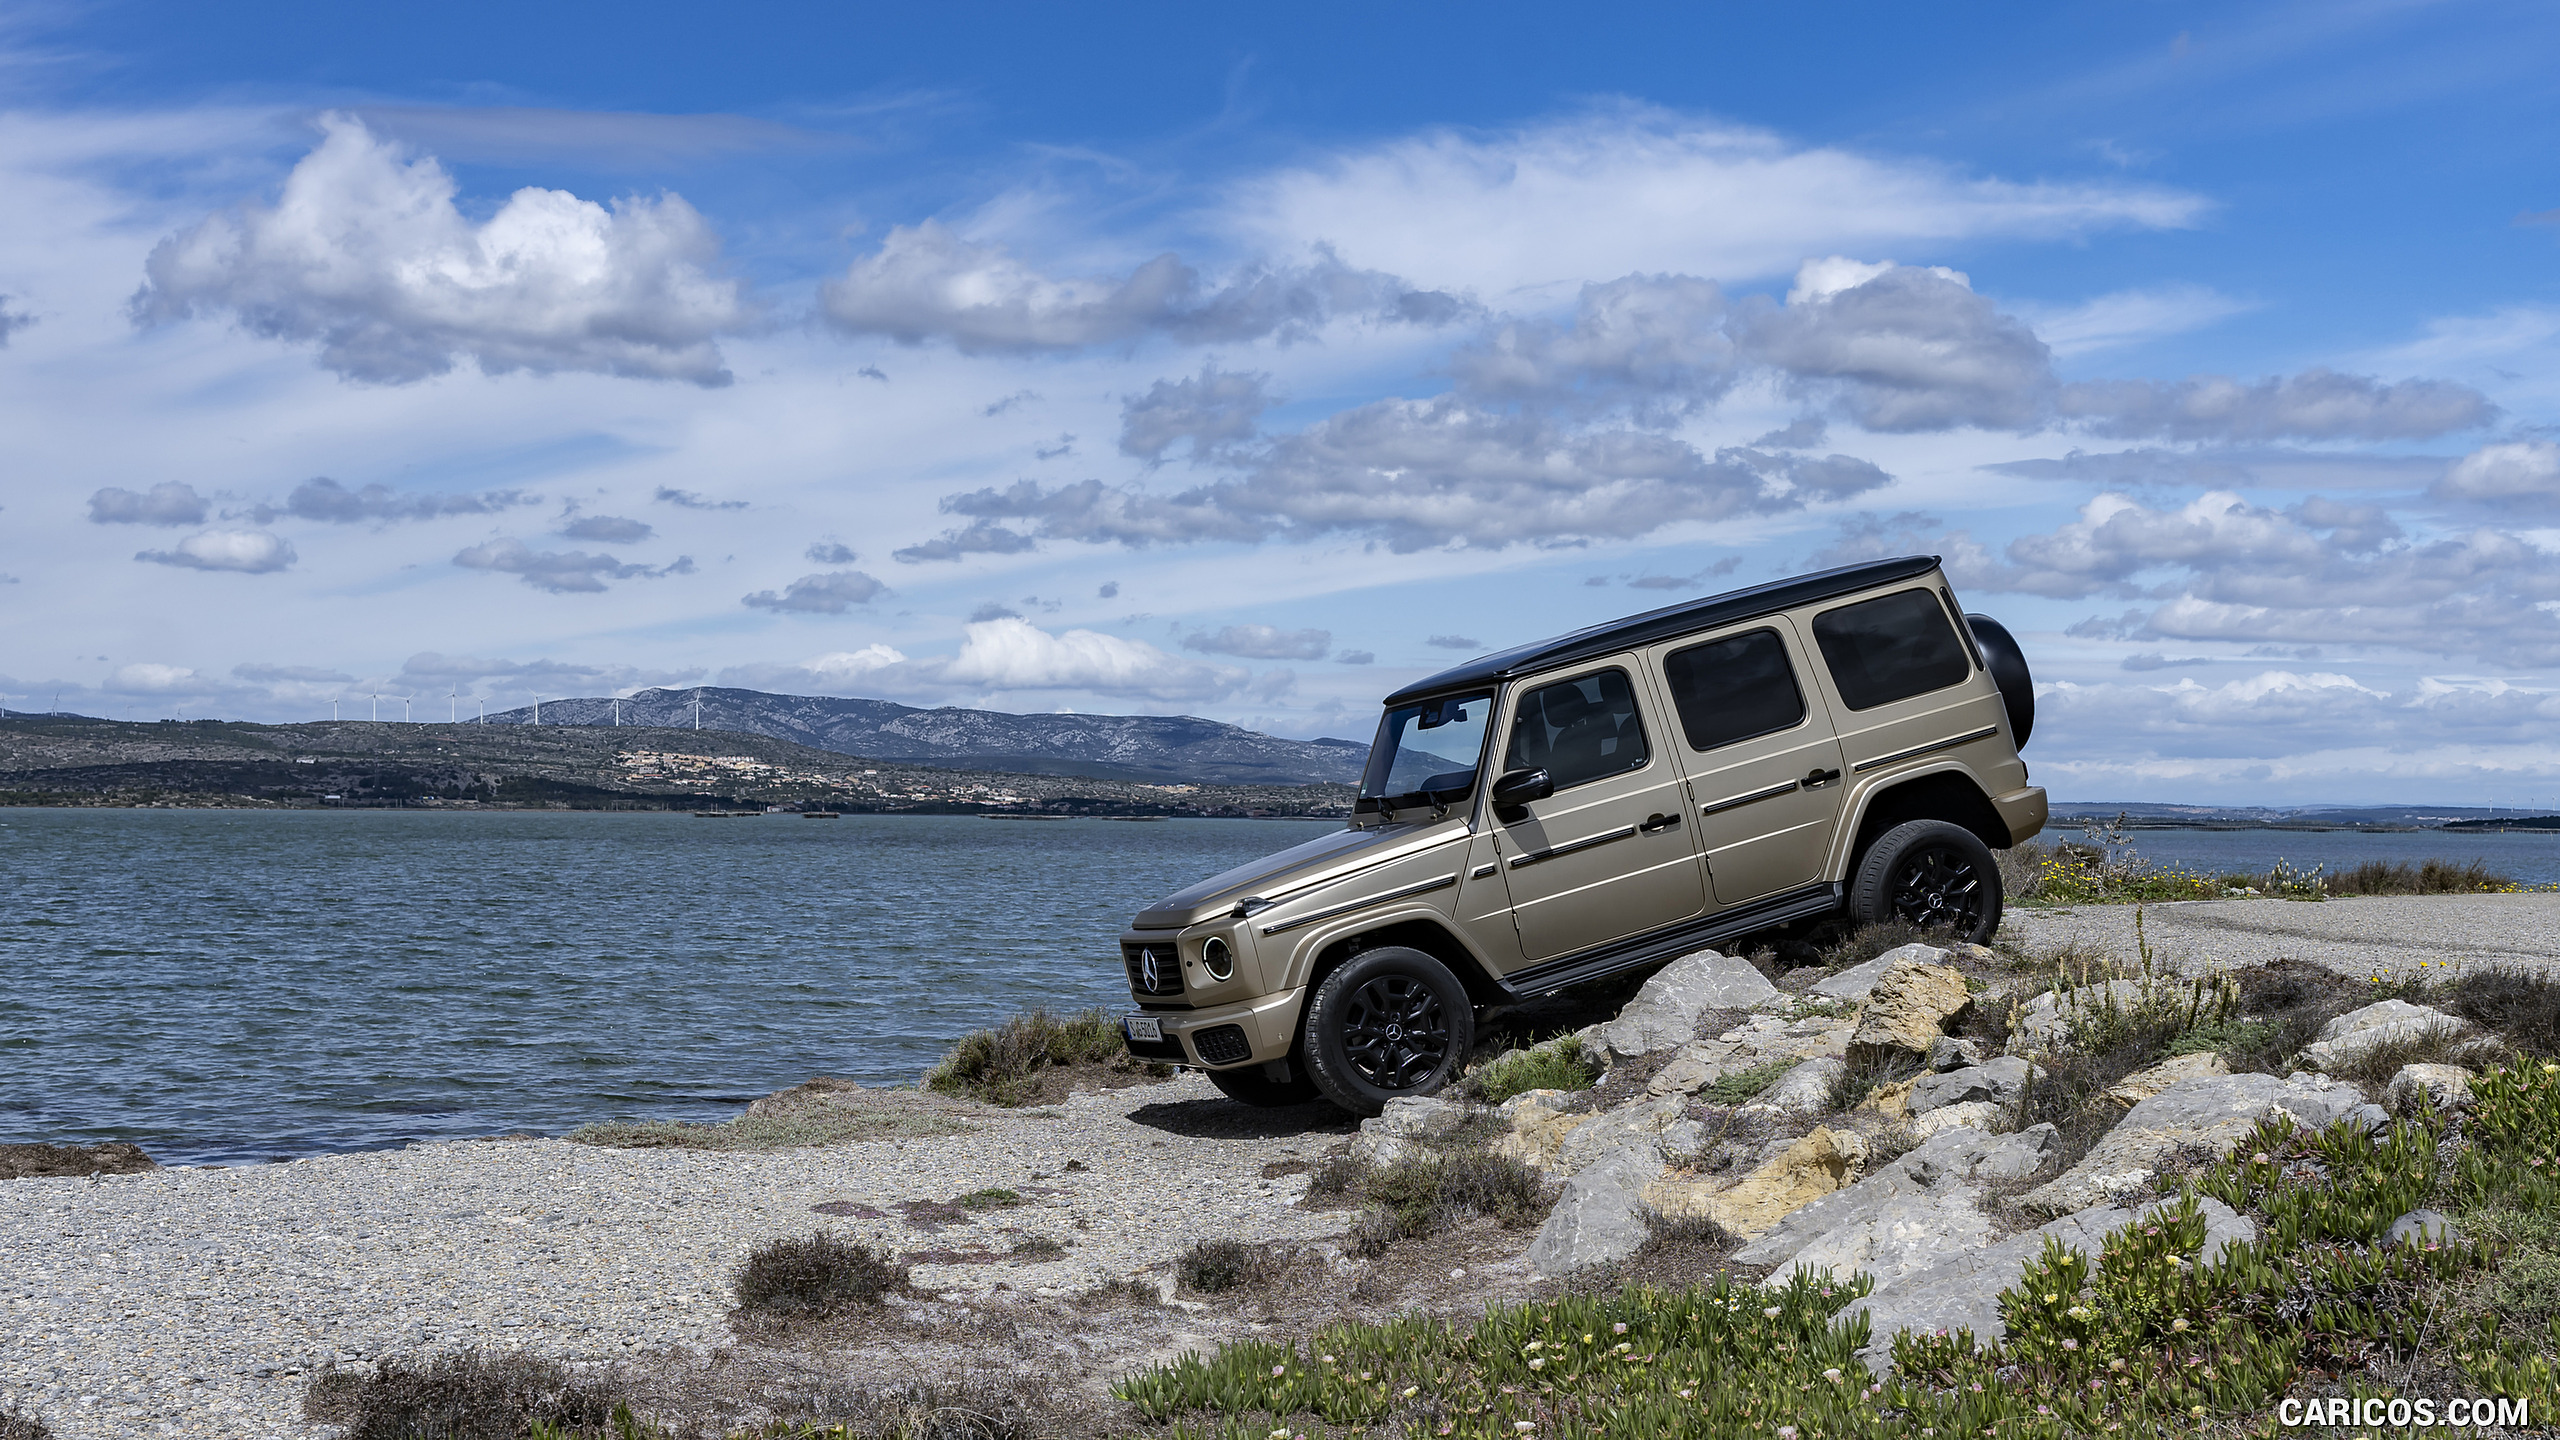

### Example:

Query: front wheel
xmin=1205 ymin=1063 xmax=1324 ymax=1108
xmin=1301 ymin=946 xmax=1476 ymax=1117
xmin=1848 ymin=819 xmax=2003 ymax=944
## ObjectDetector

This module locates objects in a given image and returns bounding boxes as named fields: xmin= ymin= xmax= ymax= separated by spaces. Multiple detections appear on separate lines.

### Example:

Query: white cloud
xmin=451 ymin=537 xmax=694 ymax=593
xmin=819 ymin=221 xmax=1459 ymax=354
xmin=1223 ymin=106 xmax=2206 ymax=295
xmin=557 ymin=514 xmax=652 ymax=543
xmin=938 ymin=616 xmax=1243 ymax=699
xmin=2435 ymin=439 xmax=2560 ymax=501
xmin=1119 ymin=365 xmax=1275 ymax=462
xmin=740 ymin=570 xmax=888 ymax=613
xmin=106 ymin=662 xmax=207 ymax=693
xmin=88 ymin=482 xmax=209 ymax=525
xmin=2011 ymin=283 xmax=2251 ymax=357
xmin=1744 ymin=261 xmax=2053 ymax=431
xmin=135 ymin=528 xmax=295 ymax=572
xmin=131 ymin=113 xmax=752 ymax=385
xmin=2058 ymin=368 xmax=2495 ymax=442
xmin=1443 ymin=273 xmax=1738 ymax=423
xmin=1183 ymin=624 xmax=1332 ymax=660
xmin=250 ymin=476 xmax=532 ymax=524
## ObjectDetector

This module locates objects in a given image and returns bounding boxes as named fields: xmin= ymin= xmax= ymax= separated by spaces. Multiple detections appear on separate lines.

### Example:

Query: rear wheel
xmin=1302 ymin=946 xmax=1476 ymax=1117
xmin=1848 ymin=819 xmax=2003 ymax=943
xmin=1205 ymin=1063 xmax=1324 ymax=1108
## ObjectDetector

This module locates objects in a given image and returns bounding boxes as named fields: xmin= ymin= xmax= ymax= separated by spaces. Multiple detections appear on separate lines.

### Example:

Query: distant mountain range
xmin=2046 ymin=801 xmax=2555 ymax=830
xmin=481 ymin=687 xmax=1369 ymax=787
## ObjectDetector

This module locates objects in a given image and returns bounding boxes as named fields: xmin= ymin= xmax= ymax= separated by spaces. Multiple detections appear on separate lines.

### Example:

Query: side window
xmin=1812 ymin=589 xmax=1973 ymax=710
xmin=1503 ymin=668 xmax=1650 ymax=791
xmin=1661 ymin=629 xmax=1807 ymax=751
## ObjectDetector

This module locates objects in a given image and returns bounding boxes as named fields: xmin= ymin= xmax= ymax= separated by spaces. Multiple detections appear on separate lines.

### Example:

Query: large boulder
xmin=1553 ymin=1096 xmax=1705 ymax=1176
xmin=2302 ymin=1000 xmax=2470 ymax=1071
xmin=1844 ymin=1194 xmax=2254 ymax=1374
xmin=1847 ymin=958 xmax=1974 ymax=1066
xmin=1736 ymin=1124 xmax=2059 ymax=1273
xmin=2102 ymin=1051 xmax=2232 ymax=1107
xmin=2020 ymin=1071 xmax=2365 ymax=1214
xmin=1907 ymin=1100 xmax=2001 ymax=1140
xmin=1349 ymin=1094 xmax=1469 ymax=1165
xmin=1527 ymin=1147 xmax=1661 ymax=1277
xmin=1743 ymin=1057 xmax=1839 ymax=1117
xmin=1927 ymin=1036 xmax=1987 ymax=1072
xmin=1909 ymin=1057 xmax=2040 ymax=1115
xmin=1593 ymin=949 xmax=1783 ymax=1060
xmin=2385 ymin=1063 xmax=2477 ymax=1117
xmin=1649 ymin=1126 xmax=1866 ymax=1238
xmin=1810 ymin=944 xmax=1947 ymax=1003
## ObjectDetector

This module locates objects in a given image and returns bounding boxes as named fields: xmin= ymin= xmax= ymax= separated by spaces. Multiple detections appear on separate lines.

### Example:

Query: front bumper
xmin=1124 ymin=986 xmax=1307 ymax=1069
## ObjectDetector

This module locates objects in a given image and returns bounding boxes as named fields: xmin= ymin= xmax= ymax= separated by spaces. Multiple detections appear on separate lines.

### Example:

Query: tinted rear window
xmin=1661 ymin=629 xmax=1807 ymax=751
xmin=1812 ymin=590 xmax=1972 ymax=710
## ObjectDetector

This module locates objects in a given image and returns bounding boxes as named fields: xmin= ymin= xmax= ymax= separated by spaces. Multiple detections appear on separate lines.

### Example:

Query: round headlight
xmin=1200 ymin=936 xmax=1235 ymax=982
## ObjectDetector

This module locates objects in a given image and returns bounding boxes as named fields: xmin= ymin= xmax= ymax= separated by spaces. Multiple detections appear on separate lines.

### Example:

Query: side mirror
xmin=1490 ymin=767 xmax=1554 ymax=807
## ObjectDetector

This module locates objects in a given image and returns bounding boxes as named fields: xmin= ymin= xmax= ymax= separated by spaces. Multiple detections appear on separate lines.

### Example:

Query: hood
xmin=1131 ymin=820 xmax=1458 ymax=929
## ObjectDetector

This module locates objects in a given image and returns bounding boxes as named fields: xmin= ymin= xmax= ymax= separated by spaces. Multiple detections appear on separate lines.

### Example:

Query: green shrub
xmin=1702 ymin=1058 xmax=1797 ymax=1104
xmin=731 ymin=1231 xmax=905 ymax=1314
xmin=1465 ymin=1036 xmax=1599 ymax=1104
xmin=1349 ymin=1150 xmax=1553 ymax=1255
xmin=922 ymin=1007 xmax=1161 ymax=1106
xmin=2324 ymin=857 xmax=2515 ymax=895
xmin=303 ymin=1352 xmax=626 ymax=1440
xmin=1175 ymin=1237 xmax=1275 ymax=1293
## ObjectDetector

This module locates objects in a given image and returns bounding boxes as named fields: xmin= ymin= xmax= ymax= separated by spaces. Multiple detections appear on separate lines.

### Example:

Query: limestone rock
xmin=2387 ymin=1208 xmax=2459 ymax=1248
xmin=1647 ymin=1056 xmax=1725 ymax=1098
xmin=1927 ymin=1036 xmax=1986 ymax=1072
xmin=1779 ymin=1192 xmax=1998 ymax=1289
xmin=1741 ymin=1057 xmax=1837 ymax=1117
xmin=2020 ymin=1071 xmax=2366 ymax=1214
xmin=1527 ymin=1147 xmax=1661 ymax=1277
xmin=1847 ymin=959 xmax=1974 ymax=1065
xmin=1908 ymin=1100 xmax=2001 ymax=1140
xmin=2102 ymin=1051 xmax=2231 ymax=1108
xmin=2302 ymin=999 xmax=2470 ymax=1071
xmin=1349 ymin=1095 xmax=1469 ymax=1165
xmin=1553 ymin=1097 xmax=1703 ymax=1177
xmin=1910 ymin=1057 xmax=2039 ymax=1115
xmin=1857 ymin=1077 xmax=1918 ymax=1121
xmin=1594 ymin=949 xmax=1783 ymax=1060
xmin=1845 ymin=1193 xmax=2253 ymax=1373
xmin=1492 ymin=1090 xmax=1587 ymax=1173
xmin=1733 ymin=1124 xmax=2057 ymax=1271
xmin=1810 ymin=944 xmax=1948 ymax=1003
xmin=1650 ymin=1126 xmax=1865 ymax=1238
xmin=2385 ymin=1063 xmax=2477 ymax=1117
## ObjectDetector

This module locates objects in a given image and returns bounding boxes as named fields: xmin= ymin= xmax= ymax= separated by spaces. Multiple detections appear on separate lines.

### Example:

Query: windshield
xmin=1358 ymin=692 xmax=1494 ymax=806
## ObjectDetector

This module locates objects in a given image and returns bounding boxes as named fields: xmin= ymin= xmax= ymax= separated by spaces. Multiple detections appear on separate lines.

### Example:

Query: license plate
xmin=1125 ymin=1015 xmax=1163 ymax=1043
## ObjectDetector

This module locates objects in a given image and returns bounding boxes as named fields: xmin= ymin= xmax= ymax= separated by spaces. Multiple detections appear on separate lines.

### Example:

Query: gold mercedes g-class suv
xmin=1118 ymin=555 xmax=2045 ymax=1115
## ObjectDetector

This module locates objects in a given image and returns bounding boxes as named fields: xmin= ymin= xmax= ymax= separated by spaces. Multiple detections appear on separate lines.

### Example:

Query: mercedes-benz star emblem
xmin=1140 ymin=951 xmax=1163 ymax=991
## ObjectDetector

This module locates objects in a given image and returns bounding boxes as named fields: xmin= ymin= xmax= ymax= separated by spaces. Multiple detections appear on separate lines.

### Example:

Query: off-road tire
xmin=1301 ymin=946 xmax=1476 ymax=1118
xmin=1205 ymin=1063 xmax=1325 ymax=1108
xmin=1848 ymin=819 xmax=2004 ymax=943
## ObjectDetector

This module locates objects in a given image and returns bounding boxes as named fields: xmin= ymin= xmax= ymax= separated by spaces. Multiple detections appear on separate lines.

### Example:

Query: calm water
xmin=2034 ymin=823 xmax=2560 ymax=886
xmin=0 ymin=809 xmax=1328 ymax=1166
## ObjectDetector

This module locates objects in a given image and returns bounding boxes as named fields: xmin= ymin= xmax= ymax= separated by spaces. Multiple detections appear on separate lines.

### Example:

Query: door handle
xmin=1803 ymin=767 xmax=1841 ymax=787
xmin=1638 ymin=811 xmax=1681 ymax=834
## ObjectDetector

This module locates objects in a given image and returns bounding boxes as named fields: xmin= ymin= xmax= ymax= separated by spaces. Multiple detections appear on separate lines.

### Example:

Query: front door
xmin=1491 ymin=661 xmax=1707 ymax=965
xmin=1650 ymin=620 xmax=1851 ymax=907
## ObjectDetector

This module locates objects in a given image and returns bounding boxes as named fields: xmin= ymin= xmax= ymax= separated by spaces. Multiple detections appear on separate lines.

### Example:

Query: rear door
xmin=1489 ymin=660 xmax=1706 ymax=965
xmin=1647 ymin=619 xmax=1851 ymax=906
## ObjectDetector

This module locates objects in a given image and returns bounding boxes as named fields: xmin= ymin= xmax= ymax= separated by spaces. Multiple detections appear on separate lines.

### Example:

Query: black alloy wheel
xmin=1847 ymin=819 xmax=2005 ymax=944
xmin=1302 ymin=945 xmax=1476 ymax=1117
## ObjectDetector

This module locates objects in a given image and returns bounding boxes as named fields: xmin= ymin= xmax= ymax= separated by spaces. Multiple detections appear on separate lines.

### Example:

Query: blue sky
xmin=4 ymin=0 xmax=2559 ymax=803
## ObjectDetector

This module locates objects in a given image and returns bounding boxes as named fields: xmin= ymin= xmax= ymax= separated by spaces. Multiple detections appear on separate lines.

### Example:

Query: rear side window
xmin=1504 ymin=669 xmax=1650 ymax=791
xmin=1812 ymin=590 xmax=1972 ymax=710
xmin=1661 ymin=629 xmax=1807 ymax=752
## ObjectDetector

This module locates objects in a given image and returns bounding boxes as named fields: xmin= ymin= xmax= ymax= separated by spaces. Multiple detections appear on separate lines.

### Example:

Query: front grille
xmin=1192 ymin=1024 xmax=1252 ymax=1065
xmin=1122 ymin=942 xmax=1183 ymax=996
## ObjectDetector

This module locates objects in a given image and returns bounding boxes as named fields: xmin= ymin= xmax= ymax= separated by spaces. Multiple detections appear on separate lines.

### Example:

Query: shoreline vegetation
xmin=2003 ymin=815 xmax=2544 ymax=905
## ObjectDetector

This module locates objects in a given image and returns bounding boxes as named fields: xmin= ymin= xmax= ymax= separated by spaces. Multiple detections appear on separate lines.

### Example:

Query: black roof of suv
xmin=1382 ymin=555 xmax=1944 ymax=706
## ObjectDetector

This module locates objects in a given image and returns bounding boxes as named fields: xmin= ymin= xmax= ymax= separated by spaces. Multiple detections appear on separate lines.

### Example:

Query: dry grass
xmin=2320 ymin=857 xmax=2514 ymax=895
xmin=731 ymin=1232 xmax=907 ymax=1316
xmin=922 ymin=1008 xmax=1172 ymax=1106
xmin=2444 ymin=966 xmax=2560 ymax=1058
xmin=303 ymin=1351 xmax=626 ymax=1440
xmin=0 ymin=1141 xmax=157 ymax=1180
xmin=0 ymin=1403 xmax=51 ymax=1440
xmin=1344 ymin=1149 xmax=1556 ymax=1257
xmin=1174 ymin=1237 xmax=1280 ymax=1294
xmin=568 ymin=1107 xmax=973 ymax=1152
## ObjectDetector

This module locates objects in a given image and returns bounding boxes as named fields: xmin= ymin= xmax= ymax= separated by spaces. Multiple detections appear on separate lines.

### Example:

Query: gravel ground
xmin=2005 ymin=891 xmax=2560 ymax=979
xmin=0 ymin=1074 xmax=1357 ymax=1439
